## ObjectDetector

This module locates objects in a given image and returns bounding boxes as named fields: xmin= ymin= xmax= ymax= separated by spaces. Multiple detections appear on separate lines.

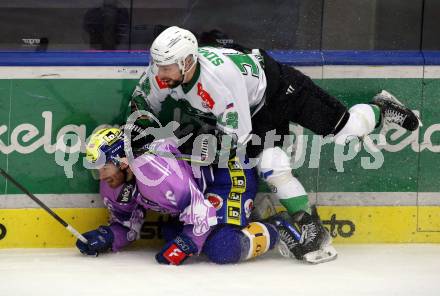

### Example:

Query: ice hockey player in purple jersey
xmin=77 ymin=127 xmax=286 ymax=265
xmin=129 ymin=26 xmax=421 ymax=263
xmin=77 ymin=127 xmax=217 ymax=265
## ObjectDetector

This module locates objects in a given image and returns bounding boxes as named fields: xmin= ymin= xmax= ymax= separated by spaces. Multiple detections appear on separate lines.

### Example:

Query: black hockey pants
xmin=247 ymin=50 xmax=349 ymax=158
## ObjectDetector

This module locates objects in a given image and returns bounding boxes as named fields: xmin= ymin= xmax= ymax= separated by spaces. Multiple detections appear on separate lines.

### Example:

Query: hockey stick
xmin=135 ymin=149 xmax=214 ymax=165
xmin=0 ymin=168 xmax=88 ymax=244
xmin=136 ymin=146 xmax=242 ymax=166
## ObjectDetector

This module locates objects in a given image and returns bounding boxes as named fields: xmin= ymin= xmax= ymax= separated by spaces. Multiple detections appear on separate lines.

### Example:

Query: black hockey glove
xmin=155 ymin=234 xmax=198 ymax=265
xmin=76 ymin=226 xmax=114 ymax=256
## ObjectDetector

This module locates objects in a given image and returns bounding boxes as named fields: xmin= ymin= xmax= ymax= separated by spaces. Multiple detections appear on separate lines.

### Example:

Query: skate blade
xmin=302 ymin=245 xmax=338 ymax=264
xmin=377 ymin=90 xmax=423 ymax=127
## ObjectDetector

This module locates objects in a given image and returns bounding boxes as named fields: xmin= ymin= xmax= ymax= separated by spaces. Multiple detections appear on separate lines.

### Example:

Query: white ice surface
xmin=1 ymin=244 xmax=439 ymax=296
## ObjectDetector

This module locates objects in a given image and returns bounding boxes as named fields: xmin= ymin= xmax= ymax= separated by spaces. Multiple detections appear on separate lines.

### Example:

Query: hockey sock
xmin=334 ymin=103 xmax=377 ymax=145
xmin=369 ymin=104 xmax=382 ymax=128
xmin=263 ymin=167 xmax=311 ymax=215
xmin=257 ymin=147 xmax=311 ymax=214
xmin=203 ymin=223 xmax=278 ymax=264
xmin=279 ymin=195 xmax=310 ymax=215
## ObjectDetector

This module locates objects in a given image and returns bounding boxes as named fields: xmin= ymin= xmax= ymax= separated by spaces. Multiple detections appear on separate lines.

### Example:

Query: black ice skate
xmin=269 ymin=208 xmax=337 ymax=264
xmin=291 ymin=206 xmax=337 ymax=264
xmin=372 ymin=90 xmax=421 ymax=131
xmin=268 ymin=211 xmax=303 ymax=260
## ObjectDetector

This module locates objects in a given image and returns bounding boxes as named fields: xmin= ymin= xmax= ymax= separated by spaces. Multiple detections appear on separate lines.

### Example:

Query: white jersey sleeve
xmin=194 ymin=47 xmax=267 ymax=144
xmin=203 ymin=61 xmax=253 ymax=142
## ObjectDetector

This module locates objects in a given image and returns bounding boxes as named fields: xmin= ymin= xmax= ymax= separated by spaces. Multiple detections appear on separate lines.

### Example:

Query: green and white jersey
xmin=132 ymin=46 xmax=267 ymax=143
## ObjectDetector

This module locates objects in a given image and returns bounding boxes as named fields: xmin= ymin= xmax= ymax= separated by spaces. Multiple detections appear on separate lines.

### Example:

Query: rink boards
xmin=1 ymin=202 xmax=440 ymax=248
xmin=1 ymin=51 xmax=440 ymax=247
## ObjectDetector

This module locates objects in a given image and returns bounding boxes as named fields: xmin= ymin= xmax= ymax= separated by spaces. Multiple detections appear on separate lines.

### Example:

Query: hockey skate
xmin=372 ymin=90 xmax=422 ymax=131
xmin=292 ymin=206 xmax=337 ymax=264
xmin=269 ymin=207 xmax=337 ymax=264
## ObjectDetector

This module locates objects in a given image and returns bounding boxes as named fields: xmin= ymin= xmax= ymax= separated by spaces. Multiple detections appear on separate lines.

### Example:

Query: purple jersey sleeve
xmin=178 ymin=178 xmax=217 ymax=251
xmin=98 ymin=139 xmax=217 ymax=254
xmin=132 ymin=139 xmax=217 ymax=252
xmin=100 ymin=181 xmax=145 ymax=251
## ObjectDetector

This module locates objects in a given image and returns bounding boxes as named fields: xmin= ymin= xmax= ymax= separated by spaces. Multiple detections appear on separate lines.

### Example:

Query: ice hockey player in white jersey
xmin=128 ymin=26 xmax=420 ymax=264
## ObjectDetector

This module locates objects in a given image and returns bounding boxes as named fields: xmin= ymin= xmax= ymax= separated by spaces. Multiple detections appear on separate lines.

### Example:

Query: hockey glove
xmin=76 ymin=226 xmax=114 ymax=256
xmin=155 ymin=234 xmax=198 ymax=265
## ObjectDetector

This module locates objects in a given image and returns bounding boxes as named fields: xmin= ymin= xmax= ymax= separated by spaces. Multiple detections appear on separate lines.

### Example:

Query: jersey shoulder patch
xmin=196 ymin=82 xmax=215 ymax=110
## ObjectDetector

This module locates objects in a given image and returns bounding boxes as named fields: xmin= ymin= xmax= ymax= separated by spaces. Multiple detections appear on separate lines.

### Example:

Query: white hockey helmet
xmin=150 ymin=26 xmax=198 ymax=74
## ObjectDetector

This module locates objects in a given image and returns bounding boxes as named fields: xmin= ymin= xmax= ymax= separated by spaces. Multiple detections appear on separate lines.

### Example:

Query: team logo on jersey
xmin=227 ymin=206 xmax=240 ymax=220
xmin=197 ymin=82 xmax=215 ymax=109
xmin=232 ymin=176 xmax=246 ymax=188
xmin=206 ymin=193 xmax=223 ymax=210
xmin=244 ymin=199 xmax=254 ymax=218
xmin=286 ymin=84 xmax=295 ymax=95
xmin=228 ymin=192 xmax=241 ymax=201
xmin=227 ymin=159 xmax=242 ymax=171
xmin=155 ymin=76 xmax=169 ymax=89
xmin=116 ymin=182 xmax=137 ymax=204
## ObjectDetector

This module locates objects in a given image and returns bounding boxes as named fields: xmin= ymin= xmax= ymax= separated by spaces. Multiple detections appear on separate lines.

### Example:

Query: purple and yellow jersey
xmin=100 ymin=139 xmax=217 ymax=252
xmin=204 ymin=157 xmax=259 ymax=227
